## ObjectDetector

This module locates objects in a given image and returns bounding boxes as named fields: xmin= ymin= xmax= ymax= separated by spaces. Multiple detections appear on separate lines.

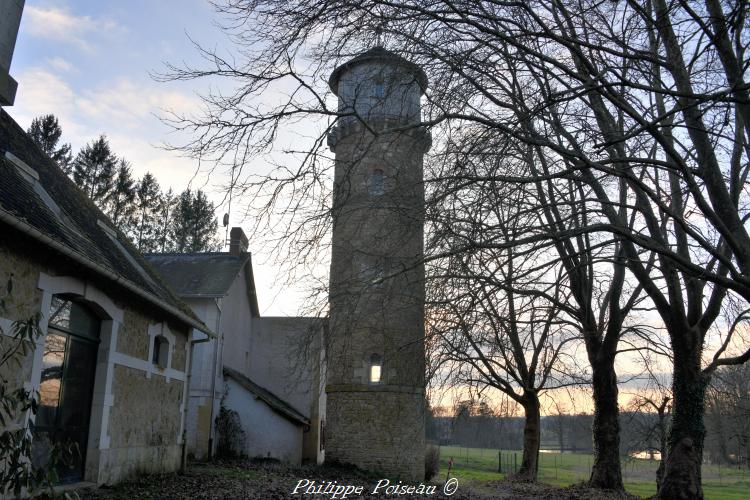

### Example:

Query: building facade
xmin=146 ymin=230 xmax=326 ymax=465
xmin=325 ymin=47 xmax=429 ymax=480
xmin=0 ymin=108 xmax=212 ymax=487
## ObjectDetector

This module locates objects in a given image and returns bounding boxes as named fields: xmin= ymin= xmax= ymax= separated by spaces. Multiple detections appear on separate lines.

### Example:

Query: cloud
xmin=46 ymin=57 xmax=74 ymax=72
xmin=77 ymin=78 xmax=200 ymax=127
xmin=24 ymin=6 xmax=123 ymax=51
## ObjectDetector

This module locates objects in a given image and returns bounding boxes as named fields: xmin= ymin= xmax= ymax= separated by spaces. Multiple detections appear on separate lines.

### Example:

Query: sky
xmin=9 ymin=0 xmax=309 ymax=315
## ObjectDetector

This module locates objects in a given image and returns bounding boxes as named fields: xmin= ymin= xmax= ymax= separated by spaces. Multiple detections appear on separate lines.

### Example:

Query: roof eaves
xmin=223 ymin=366 xmax=309 ymax=427
xmin=0 ymin=209 xmax=215 ymax=337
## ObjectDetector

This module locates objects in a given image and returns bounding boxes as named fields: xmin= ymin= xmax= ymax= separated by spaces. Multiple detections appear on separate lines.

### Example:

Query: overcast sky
xmin=10 ymin=1 xmax=309 ymax=315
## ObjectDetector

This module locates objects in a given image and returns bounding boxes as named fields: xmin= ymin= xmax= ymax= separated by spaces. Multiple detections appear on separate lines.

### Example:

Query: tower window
xmin=369 ymin=354 xmax=382 ymax=384
xmin=374 ymin=81 xmax=385 ymax=99
xmin=369 ymin=169 xmax=385 ymax=196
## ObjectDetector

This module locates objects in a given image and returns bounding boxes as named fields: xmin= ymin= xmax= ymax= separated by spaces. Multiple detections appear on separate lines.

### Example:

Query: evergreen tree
xmin=131 ymin=173 xmax=162 ymax=252
xmin=72 ymin=135 xmax=117 ymax=203
xmin=105 ymin=159 xmax=136 ymax=229
xmin=169 ymin=189 xmax=220 ymax=252
xmin=27 ymin=114 xmax=72 ymax=172
xmin=156 ymin=188 xmax=175 ymax=253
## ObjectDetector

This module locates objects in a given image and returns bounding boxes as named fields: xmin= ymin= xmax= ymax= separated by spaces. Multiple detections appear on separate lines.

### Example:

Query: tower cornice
xmin=328 ymin=46 xmax=428 ymax=96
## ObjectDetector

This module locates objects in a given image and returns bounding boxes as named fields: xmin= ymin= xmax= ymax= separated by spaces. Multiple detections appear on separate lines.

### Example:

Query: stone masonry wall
xmin=0 ymin=239 xmax=189 ymax=485
xmin=326 ymin=390 xmax=424 ymax=480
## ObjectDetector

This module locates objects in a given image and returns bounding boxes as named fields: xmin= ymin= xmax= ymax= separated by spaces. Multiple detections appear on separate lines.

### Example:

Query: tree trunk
xmin=517 ymin=392 xmax=541 ymax=481
xmin=658 ymin=356 xmax=707 ymax=500
xmin=589 ymin=357 xmax=624 ymax=490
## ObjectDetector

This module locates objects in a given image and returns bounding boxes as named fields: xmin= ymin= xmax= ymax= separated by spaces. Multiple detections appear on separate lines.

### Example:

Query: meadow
xmin=439 ymin=446 xmax=750 ymax=500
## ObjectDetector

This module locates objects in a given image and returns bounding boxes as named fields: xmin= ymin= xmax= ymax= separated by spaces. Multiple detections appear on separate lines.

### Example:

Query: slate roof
xmin=0 ymin=108 xmax=210 ymax=335
xmin=144 ymin=252 xmax=260 ymax=316
xmin=223 ymin=366 xmax=310 ymax=428
xmin=328 ymin=46 xmax=428 ymax=95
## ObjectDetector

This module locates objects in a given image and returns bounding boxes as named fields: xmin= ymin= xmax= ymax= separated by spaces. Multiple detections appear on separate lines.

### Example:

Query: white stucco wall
xmin=250 ymin=316 xmax=326 ymax=463
xmin=224 ymin=377 xmax=304 ymax=464
xmin=221 ymin=271 xmax=254 ymax=375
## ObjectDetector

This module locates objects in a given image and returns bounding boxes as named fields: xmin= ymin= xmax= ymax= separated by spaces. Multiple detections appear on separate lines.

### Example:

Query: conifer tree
xmin=72 ymin=135 xmax=117 ymax=203
xmin=156 ymin=188 xmax=175 ymax=252
xmin=131 ymin=173 xmax=162 ymax=252
xmin=169 ymin=189 xmax=220 ymax=252
xmin=105 ymin=159 xmax=136 ymax=229
xmin=27 ymin=114 xmax=72 ymax=173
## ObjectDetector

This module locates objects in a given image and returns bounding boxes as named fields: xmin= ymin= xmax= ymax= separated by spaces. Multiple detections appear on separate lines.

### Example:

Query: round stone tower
xmin=326 ymin=47 xmax=429 ymax=480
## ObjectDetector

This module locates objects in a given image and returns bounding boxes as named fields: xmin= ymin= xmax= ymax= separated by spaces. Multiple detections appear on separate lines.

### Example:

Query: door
xmin=32 ymin=296 xmax=100 ymax=483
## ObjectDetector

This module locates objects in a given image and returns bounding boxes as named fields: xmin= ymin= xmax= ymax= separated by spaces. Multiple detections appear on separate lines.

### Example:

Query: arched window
xmin=35 ymin=295 xmax=100 ymax=482
xmin=369 ymin=169 xmax=385 ymax=196
xmin=369 ymin=353 xmax=382 ymax=384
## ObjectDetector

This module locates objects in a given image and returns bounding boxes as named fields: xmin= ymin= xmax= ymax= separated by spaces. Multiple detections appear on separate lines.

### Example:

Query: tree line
xmin=155 ymin=1 xmax=750 ymax=498
xmin=27 ymin=114 xmax=221 ymax=253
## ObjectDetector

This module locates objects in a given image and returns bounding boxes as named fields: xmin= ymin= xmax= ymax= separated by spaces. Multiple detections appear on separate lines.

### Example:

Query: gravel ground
xmin=74 ymin=460 xmax=640 ymax=499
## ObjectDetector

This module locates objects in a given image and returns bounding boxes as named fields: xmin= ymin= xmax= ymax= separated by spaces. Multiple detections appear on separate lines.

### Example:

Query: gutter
xmin=0 ymin=209 xmax=214 ymax=337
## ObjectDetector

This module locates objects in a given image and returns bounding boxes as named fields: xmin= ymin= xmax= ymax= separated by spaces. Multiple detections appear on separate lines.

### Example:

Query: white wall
xmin=224 ymin=377 xmax=303 ymax=464
xmin=183 ymin=298 xmax=222 ymax=459
xmin=221 ymin=271 xmax=255 ymax=375
xmin=251 ymin=316 xmax=326 ymax=464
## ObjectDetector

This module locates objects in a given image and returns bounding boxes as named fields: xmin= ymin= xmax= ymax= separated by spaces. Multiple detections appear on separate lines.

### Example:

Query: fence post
xmin=498 ymin=451 xmax=502 ymax=473
xmin=514 ymin=452 xmax=517 ymax=474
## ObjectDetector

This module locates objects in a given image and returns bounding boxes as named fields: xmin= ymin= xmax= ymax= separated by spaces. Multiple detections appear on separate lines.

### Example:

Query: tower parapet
xmin=325 ymin=47 xmax=428 ymax=480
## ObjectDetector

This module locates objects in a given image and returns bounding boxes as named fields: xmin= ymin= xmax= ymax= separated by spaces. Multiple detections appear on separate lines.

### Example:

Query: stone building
xmin=145 ymin=229 xmax=326 ymax=465
xmin=0 ymin=2 xmax=212 ymax=487
xmin=0 ymin=91 xmax=212 ymax=486
xmin=325 ymin=47 xmax=429 ymax=479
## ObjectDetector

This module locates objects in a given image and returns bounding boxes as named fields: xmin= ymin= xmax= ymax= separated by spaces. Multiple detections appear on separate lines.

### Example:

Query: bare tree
xmin=158 ymin=1 xmax=750 ymax=497
xmin=428 ymin=180 xmax=579 ymax=481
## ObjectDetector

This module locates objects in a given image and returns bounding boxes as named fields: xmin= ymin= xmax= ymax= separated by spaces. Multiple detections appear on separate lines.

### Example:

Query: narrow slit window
xmin=153 ymin=335 xmax=169 ymax=369
xmin=374 ymin=81 xmax=385 ymax=99
xmin=369 ymin=354 xmax=382 ymax=384
xmin=370 ymin=169 xmax=385 ymax=196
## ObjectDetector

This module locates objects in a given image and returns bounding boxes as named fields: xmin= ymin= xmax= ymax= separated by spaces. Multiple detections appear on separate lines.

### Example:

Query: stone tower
xmin=326 ymin=47 xmax=429 ymax=480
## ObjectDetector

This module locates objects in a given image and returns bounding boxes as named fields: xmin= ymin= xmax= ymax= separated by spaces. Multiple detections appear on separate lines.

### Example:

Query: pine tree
xmin=72 ymin=135 xmax=117 ymax=203
xmin=105 ymin=159 xmax=136 ymax=229
xmin=169 ymin=189 xmax=220 ymax=252
xmin=27 ymin=114 xmax=72 ymax=172
xmin=156 ymin=188 xmax=175 ymax=252
xmin=131 ymin=173 xmax=162 ymax=252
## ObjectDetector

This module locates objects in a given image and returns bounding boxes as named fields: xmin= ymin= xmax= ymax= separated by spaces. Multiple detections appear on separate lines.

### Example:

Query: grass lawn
xmin=439 ymin=445 xmax=750 ymax=499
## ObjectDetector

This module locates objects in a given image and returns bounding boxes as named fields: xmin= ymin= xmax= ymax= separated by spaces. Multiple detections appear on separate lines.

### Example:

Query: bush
xmin=425 ymin=442 xmax=440 ymax=481
xmin=214 ymin=405 xmax=246 ymax=459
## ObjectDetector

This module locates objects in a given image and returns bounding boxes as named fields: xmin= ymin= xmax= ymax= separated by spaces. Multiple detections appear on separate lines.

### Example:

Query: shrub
xmin=214 ymin=405 xmax=246 ymax=459
xmin=425 ymin=442 xmax=440 ymax=481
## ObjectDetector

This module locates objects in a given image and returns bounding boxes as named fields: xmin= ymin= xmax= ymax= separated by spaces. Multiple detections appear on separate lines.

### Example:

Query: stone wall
xmin=0 ymin=240 xmax=191 ymax=485
xmin=326 ymin=390 xmax=424 ymax=480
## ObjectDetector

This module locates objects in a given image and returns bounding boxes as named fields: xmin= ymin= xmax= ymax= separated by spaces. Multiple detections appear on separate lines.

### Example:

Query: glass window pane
xmin=49 ymin=296 xmax=99 ymax=340
xmin=37 ymin=333 xmax=67 ymax=427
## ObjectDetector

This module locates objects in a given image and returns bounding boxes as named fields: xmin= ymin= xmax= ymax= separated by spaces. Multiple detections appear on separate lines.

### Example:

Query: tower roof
xmin=328 ymin=46 xmax=428 ymax=96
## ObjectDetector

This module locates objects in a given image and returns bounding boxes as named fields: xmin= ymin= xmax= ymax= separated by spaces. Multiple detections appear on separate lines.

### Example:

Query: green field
xmin=439 ymin=446 xmax=750 ymax=499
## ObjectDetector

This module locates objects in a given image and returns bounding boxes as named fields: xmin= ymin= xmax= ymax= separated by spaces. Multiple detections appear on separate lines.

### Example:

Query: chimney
xmin=0 ymin=0 xmax=25 ymax=106
xmin=229 ymin=227 xmax=248 ymax=256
